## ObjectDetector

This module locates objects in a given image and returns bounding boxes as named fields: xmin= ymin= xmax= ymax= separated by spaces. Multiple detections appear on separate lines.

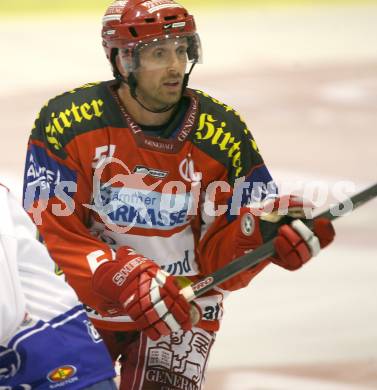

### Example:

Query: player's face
xmin=134 ymin=38 xmax=188 ymax=110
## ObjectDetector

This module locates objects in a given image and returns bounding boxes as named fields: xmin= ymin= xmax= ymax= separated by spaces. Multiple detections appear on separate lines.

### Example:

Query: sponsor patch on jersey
xmin=193 ymin=90 xmax=264 ymax=185
xmin=47 ymin=365 xmax=77 ymax=383
xmin=178 ymin=156 xmax=202 ymax=183
xmin=23 ymin=144 xmax=77 ymax=205
xmin=42 ymin=98 xmax=104 ymax=151
xmin=194 ymin=113 xmax=247 ymax=178
xmin=240 ymin=212 xmax=255 ymax=236
xmin=96 ymin=186 xmax=192 ymax=230
xmin=160 ymin=249 xmax=198 ymax=276
xmin=133 ymin=165 xmax=169 ymax=179
xmin=196 ymin=295 xmax=224 ymax=321
xmin=144 ymin=328 xmax=213 ymax=389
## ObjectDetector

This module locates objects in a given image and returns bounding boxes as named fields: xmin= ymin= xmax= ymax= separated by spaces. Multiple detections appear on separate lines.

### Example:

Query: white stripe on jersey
xmin=90 ymin=222 xmax=199 ymax=276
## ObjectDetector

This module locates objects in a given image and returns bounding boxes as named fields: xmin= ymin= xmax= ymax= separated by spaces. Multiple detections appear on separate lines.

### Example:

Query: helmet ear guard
xmin=110 ymin=48 xmax=137 ymax=97
xmin=118 ymin=48 xmax=138 ymax=73
xmin=110 ymin=47 xmax=137 ymax=80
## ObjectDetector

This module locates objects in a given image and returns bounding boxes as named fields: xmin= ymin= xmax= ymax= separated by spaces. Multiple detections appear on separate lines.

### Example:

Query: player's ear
xmin=116 ymin=50 xmax=132 ymax=79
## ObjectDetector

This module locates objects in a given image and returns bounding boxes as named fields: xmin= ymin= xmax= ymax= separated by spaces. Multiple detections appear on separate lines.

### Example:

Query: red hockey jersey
xmin=23 ymin=80 xmax=276 ymax=332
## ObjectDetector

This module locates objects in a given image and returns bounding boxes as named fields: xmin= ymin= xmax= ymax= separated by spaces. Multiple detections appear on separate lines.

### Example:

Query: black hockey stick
xmin=181 ymin=183 xmax=377 ymax=301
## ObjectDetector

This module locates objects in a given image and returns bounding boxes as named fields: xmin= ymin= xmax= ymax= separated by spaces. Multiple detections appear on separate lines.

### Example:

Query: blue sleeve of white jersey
xmin=1 ymin=306 xmax=115 ymax=388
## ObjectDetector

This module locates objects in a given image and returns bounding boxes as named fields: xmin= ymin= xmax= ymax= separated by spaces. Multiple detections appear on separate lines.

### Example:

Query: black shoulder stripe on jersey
xmin=189 ymin=90 xmax=263 ymax=186
xmin=30 ymin=80 xmax=125 ymax=159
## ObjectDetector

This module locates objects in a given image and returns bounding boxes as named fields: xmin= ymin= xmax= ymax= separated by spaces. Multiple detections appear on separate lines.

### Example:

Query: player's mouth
xmin=163 ymin=80 xmax=181 ymax=90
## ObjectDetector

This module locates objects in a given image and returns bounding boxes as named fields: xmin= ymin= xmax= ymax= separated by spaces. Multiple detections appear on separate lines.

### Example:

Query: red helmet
xmin=102 ymin=0 xmax=202 ymax=71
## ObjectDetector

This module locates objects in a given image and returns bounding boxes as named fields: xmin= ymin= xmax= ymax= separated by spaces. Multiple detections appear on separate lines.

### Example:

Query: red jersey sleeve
xmin=193 ymin=105 xmax=278 ymax=291
xmin=23 ymin=100 xmax=115 ymax=314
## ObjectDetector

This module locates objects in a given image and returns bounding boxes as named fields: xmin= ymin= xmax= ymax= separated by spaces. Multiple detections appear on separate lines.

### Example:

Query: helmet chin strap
xmin=127 ymin=73 xmax=176 ymax=114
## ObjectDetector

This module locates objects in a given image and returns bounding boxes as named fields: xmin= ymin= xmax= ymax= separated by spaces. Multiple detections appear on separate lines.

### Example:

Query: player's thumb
xmin=313 ymin=218 xmax=336 ymax=248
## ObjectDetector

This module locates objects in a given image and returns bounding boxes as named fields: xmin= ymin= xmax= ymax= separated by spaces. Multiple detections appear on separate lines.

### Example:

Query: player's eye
xmin=176 ymin=46 xmax=187 ymax=58
xmin=153 ymin=48 xmax=166 ymax=59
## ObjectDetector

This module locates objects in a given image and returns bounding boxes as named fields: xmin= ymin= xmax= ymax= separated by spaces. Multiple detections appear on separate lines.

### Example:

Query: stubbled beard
xmin=138 ymin=87 xmax=182 ymax=110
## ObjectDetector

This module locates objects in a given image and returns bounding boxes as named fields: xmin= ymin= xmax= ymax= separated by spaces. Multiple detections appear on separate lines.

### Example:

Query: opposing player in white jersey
xmin=0 ymin=183 xmax=117 ymax=389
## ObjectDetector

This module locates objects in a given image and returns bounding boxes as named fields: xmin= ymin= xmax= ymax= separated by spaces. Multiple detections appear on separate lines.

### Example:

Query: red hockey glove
xmin=273 ymin=217 xmax=335 ymax=270
xmin=237 ymin=195 xmax=335 ymax=271
xmin=92 ymin=246 xmax=199 ymax=340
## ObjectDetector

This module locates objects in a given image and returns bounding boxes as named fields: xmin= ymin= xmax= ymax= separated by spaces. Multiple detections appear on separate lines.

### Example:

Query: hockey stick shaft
xmin=183 ymin=183 xmax=377 ymax=300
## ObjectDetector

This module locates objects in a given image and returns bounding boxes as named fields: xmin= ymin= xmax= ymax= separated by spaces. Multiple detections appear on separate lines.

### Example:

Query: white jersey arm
xmin=0 ymin=187 xmax=26 ymax=344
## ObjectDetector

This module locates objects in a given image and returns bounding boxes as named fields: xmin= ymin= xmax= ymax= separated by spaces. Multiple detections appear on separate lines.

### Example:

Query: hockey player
xmin=0 ymin=184 xmax=116 ymax=389
xmin=23 ymin=1 xmax=335 ymax=389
